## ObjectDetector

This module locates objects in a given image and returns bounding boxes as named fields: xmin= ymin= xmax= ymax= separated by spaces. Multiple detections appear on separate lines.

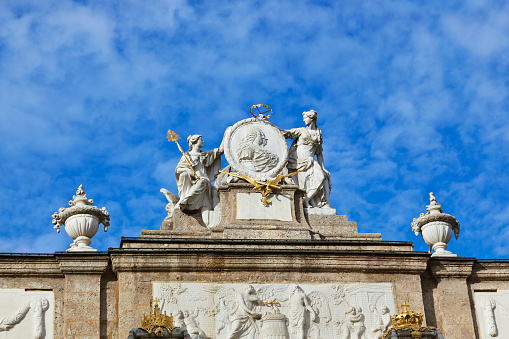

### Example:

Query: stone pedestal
xmin=57 ymin=253 xmax=109 ymax=339
xmin=429 ymin=258 xmax=476 ymax=338
xmin=217 ymin=183 xmax=311 ymax=239
xmin=144 ymin=183 xmax=381 ymax=241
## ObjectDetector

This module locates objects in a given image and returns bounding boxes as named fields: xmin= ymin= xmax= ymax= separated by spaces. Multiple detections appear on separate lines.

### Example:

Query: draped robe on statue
xmin=175 ymin=148 xmax=222 ymax=228
xmin=284 ymin=127 xmax=331 ymax=208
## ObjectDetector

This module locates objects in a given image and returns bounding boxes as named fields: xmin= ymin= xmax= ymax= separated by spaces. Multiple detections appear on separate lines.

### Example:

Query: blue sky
xmin=1 ymin=0 xmax=508 ymax=258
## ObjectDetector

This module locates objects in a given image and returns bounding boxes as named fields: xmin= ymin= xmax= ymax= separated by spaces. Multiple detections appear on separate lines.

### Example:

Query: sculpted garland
xmin=161 ymin=104 xmax=334 ymax=228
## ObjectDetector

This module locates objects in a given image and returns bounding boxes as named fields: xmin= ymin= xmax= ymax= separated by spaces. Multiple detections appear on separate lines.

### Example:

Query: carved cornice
xmin=0 ymin=255 xmax=63 ymax=277
xmin=470 ymin=261 xmax=509 ymax=281
xmin=110 ymin=249 xmax=429 ymax=275
xmin=56 ymin=253 xmax=109 ymax=274
xmin=429 ymin=258 xmax=475 ymax=279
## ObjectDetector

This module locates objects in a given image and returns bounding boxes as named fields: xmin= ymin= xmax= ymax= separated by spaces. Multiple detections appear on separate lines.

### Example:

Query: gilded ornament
xmin=250 ymin=103 xmax=272 ymax=118
xmin=219 ymin=170 xmax=300 ymax=205
xmin=140 ymin=299 xmax=175 ymax=335
xmin=166 ymin=129 xmax=200 ymax=181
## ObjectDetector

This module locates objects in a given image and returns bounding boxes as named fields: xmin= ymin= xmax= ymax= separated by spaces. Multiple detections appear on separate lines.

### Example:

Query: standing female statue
xmin=175 ymin=135 xmax=223 ymax=228
xmin=283 ymin=110 xmax=332 ymax=208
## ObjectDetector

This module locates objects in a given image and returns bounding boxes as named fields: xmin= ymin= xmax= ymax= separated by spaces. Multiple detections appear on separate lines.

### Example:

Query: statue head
xmin=241 ymin=127 xmax=267 ymax=147
xmin=345 ymin=307 xmax=356 ymax=315
xmin=245 ymin=285 xmax=256 ymax=295
xmin=187 ymin=135 xmax=203 ymax=151
xmin=302 ymin=110 xmax=317 ymax=124
xmin=290 ymin=284 xmax=303 ymax=295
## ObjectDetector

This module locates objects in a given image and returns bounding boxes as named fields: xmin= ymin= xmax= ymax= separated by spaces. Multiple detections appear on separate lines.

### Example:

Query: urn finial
xmin=52 ymin=185 xmax=110 ymax=251
xmin=411 ymin=192 xmax=460 ymax=257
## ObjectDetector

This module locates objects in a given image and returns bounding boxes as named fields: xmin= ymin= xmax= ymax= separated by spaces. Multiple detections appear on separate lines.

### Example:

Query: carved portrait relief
xmin=223 ymin=118 xmax=288 ymax=181
xmin=236 ymin=126 xmax=279 ymax=173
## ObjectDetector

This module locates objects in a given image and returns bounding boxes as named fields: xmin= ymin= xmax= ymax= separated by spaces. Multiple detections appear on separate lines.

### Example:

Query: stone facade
xmin=2 ymin=235 xmax=509 ymax=338
xmin=2 ymin=114 xmax=508 ymax=339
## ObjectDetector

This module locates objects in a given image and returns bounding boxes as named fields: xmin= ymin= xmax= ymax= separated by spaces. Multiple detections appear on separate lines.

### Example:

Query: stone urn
xmin=411 ymin=193 xmax=460 ymax=257
xmin=52 ymin=185 xmax=110 ymax=251
xmin=260 ymin=312 xmax=289 ymax=339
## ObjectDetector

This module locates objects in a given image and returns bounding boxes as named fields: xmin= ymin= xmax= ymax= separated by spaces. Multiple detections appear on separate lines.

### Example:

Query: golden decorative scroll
xmin=219 ymin=170 xmax=300 ymax=205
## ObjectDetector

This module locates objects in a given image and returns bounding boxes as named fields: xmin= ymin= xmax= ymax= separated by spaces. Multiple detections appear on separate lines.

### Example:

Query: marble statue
xmin=160 ymin=188 xmax=179 ymax=229
xmin=175 ymin=135 xmax=223 ymax=228
xmin=283 ymin=110 xmax=332 ymax=209
xmin=236 ymin=126 xmax=279 ymax=173
xmin=227 ymin=285 xmax=265 ymax=339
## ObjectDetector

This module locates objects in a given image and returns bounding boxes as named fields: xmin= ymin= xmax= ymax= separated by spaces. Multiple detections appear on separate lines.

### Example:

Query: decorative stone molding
xmin=411 ymin=193 xmax=460 ymax=257
xmin=110 ymin=249 xmax=429 ymax=275
xmin=52 ymin=184 xmax=110 ymax=251
xmin=56 ymin=253 xmax=110 ymax=274
xmin=429 ymin=259 xmax=474 ymax=279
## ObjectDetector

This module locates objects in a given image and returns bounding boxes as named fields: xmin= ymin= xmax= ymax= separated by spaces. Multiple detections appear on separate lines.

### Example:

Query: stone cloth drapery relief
xmin=153 ymin=282 xmax=394 ymax=339
xmin=0 ymin=289 xmax=53 ymax=339
xmin=475 ymin=290 xmax=509 ymax=339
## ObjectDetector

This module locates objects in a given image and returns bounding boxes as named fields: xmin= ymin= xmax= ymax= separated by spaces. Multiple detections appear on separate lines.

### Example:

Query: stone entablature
xmin=1 ymin=244 xmax=509 ymax=338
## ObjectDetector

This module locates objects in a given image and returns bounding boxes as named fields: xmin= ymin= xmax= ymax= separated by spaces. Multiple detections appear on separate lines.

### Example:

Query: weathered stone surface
xmin=429 ymin=258 xmax=476 ymax=339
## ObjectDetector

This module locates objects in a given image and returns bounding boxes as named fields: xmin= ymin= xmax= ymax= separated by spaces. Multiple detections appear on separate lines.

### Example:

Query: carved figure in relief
xmin=183 ymin=309 xmax=208 ymax=339
xmin=174 ymin=310 xmax=185 ymax=330
xmin=307 ymin=291 xmax=333 ymax=339
xmin=237 ymin=126 xmax=279 ymax=173
xmin=215 ymin=299 xmax=232 ymax=335
xmin=369 ymin=305 xmax=391 ymax=339
xmin=283 ymin=110 xmax=331 ymax=208
xmin=227 ymin=285 xmax=265 ymax=339
xmin=482 ymin=298 xmax=498 ymax=337
xmin=285 ymin=285 xmax=318 ymax=339
xmin=175 ymin=135 xmax=223 ymax=228
xmin=0 ymin=297 xmax=49 ymax=339
xmin=340 ymin=307 xmax=367 ymax=339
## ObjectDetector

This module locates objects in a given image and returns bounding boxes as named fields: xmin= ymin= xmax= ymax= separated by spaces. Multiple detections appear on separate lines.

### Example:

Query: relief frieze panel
xmin=475 ymin=290 xmax=509 ymax=339
xmin=153 ymin=282 xmax=394 ymax=339
xmin=0 ymin=289 xmax=53 ymax=339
